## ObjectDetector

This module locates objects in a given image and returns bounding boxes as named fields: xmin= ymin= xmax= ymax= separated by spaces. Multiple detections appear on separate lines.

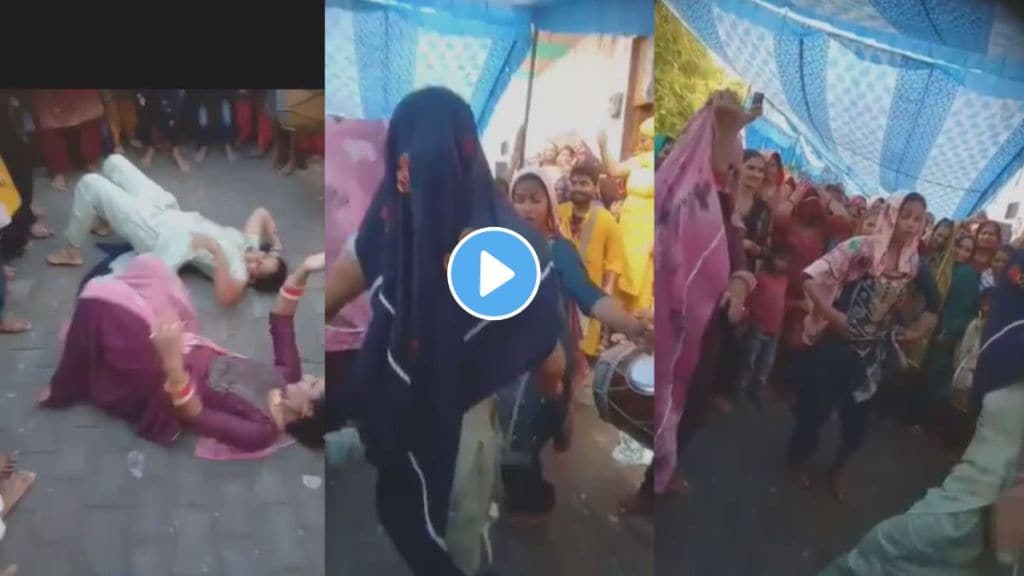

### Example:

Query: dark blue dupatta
xmin=971 ymin=247 xmax=1024 ymax=412
xmin=352 ymin=87 xmax=561 ymax=574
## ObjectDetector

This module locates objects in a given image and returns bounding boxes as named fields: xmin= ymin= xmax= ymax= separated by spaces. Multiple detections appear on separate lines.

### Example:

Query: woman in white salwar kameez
xmin=820 ymin=248 xmax=1024 ymax=576
xmin=45 ymin=154 xmax=289 ymax=306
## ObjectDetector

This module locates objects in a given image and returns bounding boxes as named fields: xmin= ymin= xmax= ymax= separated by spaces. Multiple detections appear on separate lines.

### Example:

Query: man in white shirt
xmin=46 ymin=154 xmax=288 ymax=306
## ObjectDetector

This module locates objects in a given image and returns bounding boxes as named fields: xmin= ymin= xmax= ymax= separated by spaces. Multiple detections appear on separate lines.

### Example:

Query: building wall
xmin=983 ymin=164 xmax=1024 ymax=241
xmin=482 ymin=34 xmax=634 ymax=179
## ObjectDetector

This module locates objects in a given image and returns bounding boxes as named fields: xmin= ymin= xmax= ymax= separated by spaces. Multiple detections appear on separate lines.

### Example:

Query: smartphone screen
xmin=752 ymin=92 xmax=764 ymax=107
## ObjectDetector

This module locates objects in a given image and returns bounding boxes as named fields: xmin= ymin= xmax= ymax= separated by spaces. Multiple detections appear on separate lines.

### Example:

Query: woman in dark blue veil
xmin=325 ymin=87 xmax=564 ymax=575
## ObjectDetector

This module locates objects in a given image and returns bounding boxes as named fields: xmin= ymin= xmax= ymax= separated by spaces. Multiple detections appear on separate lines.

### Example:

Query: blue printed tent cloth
xmin=666 ymin=0 xmax=1024 ymax=218
xmin=326 ymin=0 xmax=652 ymax=131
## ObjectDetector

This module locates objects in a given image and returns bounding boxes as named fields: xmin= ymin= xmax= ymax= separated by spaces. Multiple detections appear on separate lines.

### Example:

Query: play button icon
xmin=448 ymin=227 xmax=542 ymax=321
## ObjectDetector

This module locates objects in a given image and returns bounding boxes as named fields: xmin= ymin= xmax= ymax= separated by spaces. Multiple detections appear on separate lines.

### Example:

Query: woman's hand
xmin=827 ymin=309 xmax=854 ymax=340
xmin=993 ymin=475 xmax=1024 ymax=554
xmin=151 ymin=316 xmax=185 ymax=366
xmin=711 ymin=90 xmax=761 ymax=142
xmin=301 ymin=252 xmax=326 ymax=274
xmin=720 ymin=278 xmax=750 ymax=325
xmin=191 ymin=232 xmax=216 ymax=253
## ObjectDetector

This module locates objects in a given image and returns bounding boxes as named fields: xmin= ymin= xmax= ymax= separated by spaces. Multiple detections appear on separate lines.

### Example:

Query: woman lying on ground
xmin=38 ymin=252 xmax=328 ymax=451
xmin=45 ymin=154 xmax=288 ymax=306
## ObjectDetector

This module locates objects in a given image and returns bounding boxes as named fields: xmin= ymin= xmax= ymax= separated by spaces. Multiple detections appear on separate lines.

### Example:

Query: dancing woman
xmin=820 ymin=246 xmax=1024 ymax=575
xmin=40 ymin=253 xmax=328 ymax=451
xmin=787 ymin=194 xmax=938 ymax=502
xmin=324 ymin=87 xmax=564 ymax=575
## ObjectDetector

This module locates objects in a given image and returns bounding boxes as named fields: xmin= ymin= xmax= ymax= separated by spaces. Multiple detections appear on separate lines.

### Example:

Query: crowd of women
xmin=661 ymin=88 xmax=1024 ymax=573
xmin=325 ymin=88 xmax=654 ymax=576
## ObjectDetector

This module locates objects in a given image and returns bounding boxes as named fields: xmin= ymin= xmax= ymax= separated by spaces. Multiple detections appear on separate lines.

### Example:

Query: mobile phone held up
xmin=752 ymin=91 xmax=764 ymax=108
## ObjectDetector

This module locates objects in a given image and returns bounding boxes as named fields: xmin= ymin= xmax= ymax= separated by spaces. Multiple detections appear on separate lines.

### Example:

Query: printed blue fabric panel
xmin=668 ymin=0 xmax=1024 ymax=218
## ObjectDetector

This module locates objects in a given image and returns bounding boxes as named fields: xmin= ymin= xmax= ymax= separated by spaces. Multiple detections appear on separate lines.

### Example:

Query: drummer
xmin=499 ymin=168 xmax=652 ymax=519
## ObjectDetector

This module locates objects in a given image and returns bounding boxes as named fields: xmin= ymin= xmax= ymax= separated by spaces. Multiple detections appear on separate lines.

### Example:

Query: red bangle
xmin=171 ymin=381 xmax=195 ymax=406
xmin=280 ymin=285 xmax=304 ymax=301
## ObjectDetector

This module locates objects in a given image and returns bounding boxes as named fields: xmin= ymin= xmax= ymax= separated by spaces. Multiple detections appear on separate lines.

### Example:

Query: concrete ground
xmin=0 ymin=150 xmax=326 ymax=575
xmin=326 ymin=390 xmax=655 ymax=576
xmin=656 ymin=400 xmax=957 ymax=576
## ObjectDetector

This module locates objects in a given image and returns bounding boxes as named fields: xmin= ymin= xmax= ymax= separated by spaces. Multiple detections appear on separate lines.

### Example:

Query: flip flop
xmin=0 ymin=319 xmax=30 ymax=334
xmin=0 ymin=470 xmax=36 ymax=519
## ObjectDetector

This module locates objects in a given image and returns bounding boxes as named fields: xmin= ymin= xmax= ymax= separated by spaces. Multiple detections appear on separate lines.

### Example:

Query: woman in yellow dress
xmin=598 ymin=116 xmax=655 ymax=314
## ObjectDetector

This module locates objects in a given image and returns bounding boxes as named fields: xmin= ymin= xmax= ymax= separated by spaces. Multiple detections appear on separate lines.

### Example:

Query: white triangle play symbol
xmin=479 ymin=250 xmax=515 ymax=298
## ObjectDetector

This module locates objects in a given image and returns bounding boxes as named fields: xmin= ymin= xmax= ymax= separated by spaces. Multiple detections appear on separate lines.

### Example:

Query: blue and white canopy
xmin=326 ymin=0 xmax=653 ymax=131
xmin=666 ymin=0 xmax=1024 ymax=218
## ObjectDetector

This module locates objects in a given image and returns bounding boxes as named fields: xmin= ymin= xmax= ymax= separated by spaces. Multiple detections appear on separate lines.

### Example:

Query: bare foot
xmin=37 ymin=385 xmax=51 ymax=405
xmin=51 ymin=174 xmax=68 ymax=192
xmin=114 ymin=145 xmax=126 ymax=155
xmin=225 ymin=144 xmax=237 ymax=163
xmin=3 ymin=265 xmax=13 ymax=280
xmin=618 ymin=491 xmax=655 ymax=518
xmin=129 ymin=138 xmax=143 ymax=149
xmin=45 ymin=248 xmax=83 ymax=267
xmin=141 ymin=147 xmax=155 ymax=167
xmin=87 ymin=161 xmax=100 ymax=172
xmin=30 ymin=204 xmax=46 ymax=218
xmin=0 ymin=317 xmax=31 ymax=334
xmin=173 ymin=147 xmax=191 ymax=172
xmin=29 ymin=222 xmax=53 ymax=239
xmin=278 ymin=158 xmax=296 ymax=176
xmin=829 ymin=471 xmax=848 ymax=503
xmin=194 ymin=146 xmax=208 ymax=164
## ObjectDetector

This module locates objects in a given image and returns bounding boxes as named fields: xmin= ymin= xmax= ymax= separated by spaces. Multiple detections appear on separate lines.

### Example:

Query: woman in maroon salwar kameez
xmin=39 ymin=253 xmax=328 ymax=451
xmin=30 ymin=90 xmax=105 ymax=192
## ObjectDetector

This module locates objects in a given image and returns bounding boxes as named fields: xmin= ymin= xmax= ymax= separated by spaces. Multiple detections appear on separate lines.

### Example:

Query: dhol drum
xmin=592 ymin=342 xmax=654 ymax=449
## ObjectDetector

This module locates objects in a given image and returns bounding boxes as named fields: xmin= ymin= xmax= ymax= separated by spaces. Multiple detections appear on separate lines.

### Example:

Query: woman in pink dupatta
xmin=787 ymin=193 xmax=939 ymax=502
xmin=39 ymin=253 xmax=330 ymax=451
xmin=621 ymin=91 xmax=759 ymax=515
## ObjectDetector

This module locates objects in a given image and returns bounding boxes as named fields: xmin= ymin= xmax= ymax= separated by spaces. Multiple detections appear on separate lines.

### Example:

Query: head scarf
xmin=971 ymin=247 xmax=1024 ymax=409
xmin=324 ymin=116 xmax=387 ymax=352
xmin=351 ymin=87 xmax=561 ymax=569
xmin=867 ymin=193 xmax=923 ymax=278
xmin=510 ymin=167 xmax=565 ymax=237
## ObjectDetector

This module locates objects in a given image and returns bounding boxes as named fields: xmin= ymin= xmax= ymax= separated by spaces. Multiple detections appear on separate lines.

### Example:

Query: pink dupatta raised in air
xmin=324 ymin=116 xmax=387 ymax=352
xmin=653 ymin=105 xmax=740 ymax=494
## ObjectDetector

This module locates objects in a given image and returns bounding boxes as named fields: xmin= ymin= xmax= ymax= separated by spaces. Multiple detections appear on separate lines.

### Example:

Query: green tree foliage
xmin=655 ymin=1 xmax=748 ymax=138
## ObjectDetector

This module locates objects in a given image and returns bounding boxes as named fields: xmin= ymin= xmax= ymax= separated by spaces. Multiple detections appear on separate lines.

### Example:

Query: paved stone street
xmin=656 ymin=401 xmax=957 ymax=576
xmin=0 ymin=151 xmax=326 ymax=576
xmin=327 ymin=394 xmax=655 ymax=576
